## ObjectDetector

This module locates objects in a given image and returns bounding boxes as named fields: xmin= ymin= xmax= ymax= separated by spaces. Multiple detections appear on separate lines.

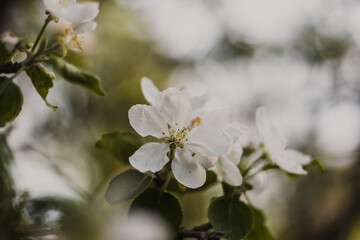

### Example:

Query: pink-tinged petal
xmin=256 ymin=107 xmax=287 ymax=160
xmin=218 ymin=156 xmax=243 ymax=186
xmin=141 ymin=77 xmax=160 ymax=106
xmin=154 ymin=88 xmax=192 ymax=127
xmin=73 ymin=21 xmax=97 ymax=34
xmin=128 ymin=104 xmax=168 ymax=138
xmin=129 ymin=142 xmax=169 ymax=173
xmin=171 ymin=148 xmax=206 ymax=189
xmin=187 ymin=124 xmax=230 ymax=156
xmin=61 ymin=2 xmax=99 ymax=24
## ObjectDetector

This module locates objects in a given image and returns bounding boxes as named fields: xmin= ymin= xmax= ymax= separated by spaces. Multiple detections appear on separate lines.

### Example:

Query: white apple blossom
xmin=256 ymin=107 xmax=311 ymax=174
xmin=140 ymin=77 xmax=250 ymax=185
xmin=42 ymin=0 xmax=99 ymax=32
xmin=128 ymin=87 xmax=230 ymax=189
xmin=42 ymin=0 xmax=99 ymax=51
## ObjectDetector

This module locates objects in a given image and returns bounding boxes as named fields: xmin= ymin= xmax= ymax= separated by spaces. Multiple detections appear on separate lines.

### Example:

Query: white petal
xmin=60 ymin=2 xmax=99 ymax=24
xmin=218 ymin=156 xmax=243 ymax=186
xmin=129 ymin=142 xmax=169 ymax=173
xmin=73 ymin=21 xmax=97 ymax=34
xmin=224 ymin=122 xmax=249 ymax=142
xmin=171 ymin=148 xmax=206 ymax=189
xmin=275 ymin=149 xmax=310 ymax=175
xmin=256 ymin=107 xmax=287 ymax=159
xmin=194 ymin=154 xmax=218 ymax=169
xmin=128 ymin=104 xmax=168 ymax=138
xmin=285 ymin=149 xmax=312 ymax=164
xmin=43 ymin=0 xmax=63 ymax=16
xmin=187 ymin=124 xmax=230 ymax=156
xmin=141 ymin=77 xmax=160 ymax=106
xmin=225 ymin=140 xmax=243 ymax=165
xmin=181 ymin=86 xmax=209 ymax=110
xmin=154 ymin=88 xmax=192 ymax=127
xmin=200 ymin=106 xmax=231 ymax=129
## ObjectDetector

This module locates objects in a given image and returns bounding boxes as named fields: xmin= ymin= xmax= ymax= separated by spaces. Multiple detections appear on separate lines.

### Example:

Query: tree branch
xmin=175 ymin=223 xmax=225 ymax=240
xmin=0 ymin=62 xmax=22 ymax=74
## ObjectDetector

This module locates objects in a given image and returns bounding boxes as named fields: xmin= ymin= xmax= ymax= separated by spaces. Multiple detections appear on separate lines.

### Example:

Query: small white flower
xmin=129 ymin=87 xmax=230 ymax=188
xmin=43 ymin=0 xmax=99 ymax=51
xmin=1 ymin=32 xmax=19 ymax=52
xmin=256 ymin=107 xmax=311 ymax=174
xmin=43 ymin=0 xmax=99 ymax=31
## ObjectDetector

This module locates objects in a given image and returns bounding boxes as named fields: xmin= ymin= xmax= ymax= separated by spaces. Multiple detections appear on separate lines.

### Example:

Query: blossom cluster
xmin=128 ymin=78 xmax=312 ymax=189
xmin=42 ymin=0 xmax=99 ymax=51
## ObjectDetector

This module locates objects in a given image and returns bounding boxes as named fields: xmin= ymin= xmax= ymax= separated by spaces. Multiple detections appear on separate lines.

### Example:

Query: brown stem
xmin=175 ymin=224 xmax=225 ymax=240
xmin=0 ymin=62 xmax=22 ymax=74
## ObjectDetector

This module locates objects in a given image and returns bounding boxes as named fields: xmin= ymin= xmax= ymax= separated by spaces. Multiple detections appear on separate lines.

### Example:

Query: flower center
xmin=162 ymin=117 xmax=202 ymax=147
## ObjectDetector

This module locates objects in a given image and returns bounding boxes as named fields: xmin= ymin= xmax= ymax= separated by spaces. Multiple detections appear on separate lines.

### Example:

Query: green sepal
xmin=0 ymin=79 xmax=23 ymax=127
xmin=49 ymin=57 xmax=105 ymax=96
xmin=208 ymin=196 xmax=253 ymax=240
xmin=303 ymin=158 xmax=325 ymax=172
xmin=130 ymin=187 xmax=183 ymax=231
xmin=25 ymin=64 xmax=58 ymax=110
xmin=105 ymin=169 xmax=152 ymax=204
xmin=166 ymin=170 xmax=218 ymax=195
xmin=95 ymin=131 xmax=142 ymax=163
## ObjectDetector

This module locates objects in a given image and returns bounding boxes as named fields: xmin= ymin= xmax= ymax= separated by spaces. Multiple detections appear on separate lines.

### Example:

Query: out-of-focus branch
xmin=175 ymin=223 xmax=225 ymax=240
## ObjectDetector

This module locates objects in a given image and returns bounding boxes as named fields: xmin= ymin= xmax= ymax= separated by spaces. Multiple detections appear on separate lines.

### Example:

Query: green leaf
xmin=244 ymin=207 xmax=274 ymax=240
xmin=105 ymin=169 xmax=152 ymax=204
xmin=50 ymin=57 xmax=105 ymax=96
xmin=304 ymin=158 xmax=325 ymax=172
xmin=166 ymin=170 xmax=218 ymax=195
xmin=0 ymin=79 xmax=23 ymax=127
xmin=130 ymin=188 xmax=183 ymax=230
xmin=25 ymin=64 xmax=58 ymax=110
xmin=208 ymin=197 xmax=253 ymax=240
xmin=96 ymin=131 xmax=142 ymax=163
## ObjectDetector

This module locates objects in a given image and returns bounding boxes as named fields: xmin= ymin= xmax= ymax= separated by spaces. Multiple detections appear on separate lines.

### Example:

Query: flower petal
xmin=256 ymin=107 xmax=287 ymax=159
xmin=129 ymin=142 xmax=169 ymax=173
xmin=73 ymin=21 xmax=97 ymax=34
xmin=141 ymin=77 xmax=160 ymax=106
xmin=187 ymin=124 xmax=230 ymax=156
xmin=218 ymin=156 xmax=243 ymax=186
xmin=274 ymin=149 xmax=310 ymax=175
xmin=128 ymin=104 xmax=168 ymax=138
xmin=225 ymin=139 xmax=243 ymax=165
xmin=224 ymin=121 xmax=249 ymax=142
xmin=171 ymin=148 xmax=206 ymax=189
xmin=199 ymin=106 xmax=231 ymax=129
xmin=194 ymin=154 xmax=218 ymax=169
xmin=154 ymin=88 xmax=192 ymax=127
xmin=60 ymin=2 xmax=99 ymax=24
xmin=181 ymin=86 xmax=209 ymax=110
